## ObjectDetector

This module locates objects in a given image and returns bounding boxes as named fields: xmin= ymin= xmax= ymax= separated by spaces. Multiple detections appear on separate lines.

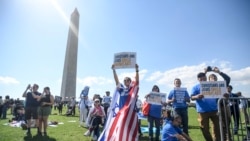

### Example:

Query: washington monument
xmin=60 ymin=8 xmax=80 ymax=101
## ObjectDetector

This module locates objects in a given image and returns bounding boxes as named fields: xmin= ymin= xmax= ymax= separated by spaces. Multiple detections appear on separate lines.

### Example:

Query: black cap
xmin=207 ymin=66 xmax=212 ymax=72
xmin=197 ymin=72 xmax=206 ymax=78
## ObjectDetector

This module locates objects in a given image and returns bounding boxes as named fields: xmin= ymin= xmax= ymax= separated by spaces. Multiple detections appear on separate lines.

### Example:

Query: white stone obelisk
xmin=60 ymin=8 xmax=80 ymax=101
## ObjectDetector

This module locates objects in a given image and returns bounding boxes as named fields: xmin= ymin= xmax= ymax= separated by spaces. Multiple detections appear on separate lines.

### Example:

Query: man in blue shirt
xmin=168 ymin=78 xmax=190 ymax=135
xmin=191 ymin=72 xmax=220 ymax=141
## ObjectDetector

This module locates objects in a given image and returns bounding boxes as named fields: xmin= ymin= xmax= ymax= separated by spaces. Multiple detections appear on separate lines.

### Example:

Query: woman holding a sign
xmin=145 ymin=85 xmax=162 ymax=141
xmin=111 ymin=63 xmax=139 ymax=109
xmin=109 ymin=63 xmax=139 ymax=140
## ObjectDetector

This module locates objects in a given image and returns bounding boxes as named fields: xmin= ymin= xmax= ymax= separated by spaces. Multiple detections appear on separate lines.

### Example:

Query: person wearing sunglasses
xmin=84 ymin=98 xmax=105 ymax=140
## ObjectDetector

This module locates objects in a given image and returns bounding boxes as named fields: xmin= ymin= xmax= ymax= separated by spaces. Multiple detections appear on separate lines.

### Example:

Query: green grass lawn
xmin=0 ymin=107 xmax=209 ymax=141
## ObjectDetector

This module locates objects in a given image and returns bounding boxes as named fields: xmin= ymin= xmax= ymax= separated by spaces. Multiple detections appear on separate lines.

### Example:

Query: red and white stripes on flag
xmin=98 ymin=83 xmax=139 ymax=141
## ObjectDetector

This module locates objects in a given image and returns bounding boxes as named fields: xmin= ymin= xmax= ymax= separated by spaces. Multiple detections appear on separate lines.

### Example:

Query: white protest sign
xmin=114 ymin=52 xmax=136 ymax=69
xmin=174 ymin=87 xmax=187 ymax=103
xmin=200 ymin=81 xmax=227 ymax=98
xmin=147 ymin=92 xmax=166 ymax=105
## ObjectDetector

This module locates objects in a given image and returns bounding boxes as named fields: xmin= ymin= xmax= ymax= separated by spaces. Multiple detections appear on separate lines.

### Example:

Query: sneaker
xmin=84 ymin=130 xmax=90 ymax=136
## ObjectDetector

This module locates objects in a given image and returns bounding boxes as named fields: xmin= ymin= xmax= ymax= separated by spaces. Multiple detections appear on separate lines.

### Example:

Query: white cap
xmin=94 ymin=98 xmax=100 ymax=102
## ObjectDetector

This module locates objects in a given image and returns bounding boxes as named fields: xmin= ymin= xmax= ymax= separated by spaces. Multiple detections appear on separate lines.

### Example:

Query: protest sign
xmin=200 ymin=81 xmax=227 ymax=98
xmin=113 ymin=52 xmax=136 ymax=69
xmin=174 ymin=87 xmax=187 ymax=103
xmin=147 ymin=92 xmax=166 ymax=105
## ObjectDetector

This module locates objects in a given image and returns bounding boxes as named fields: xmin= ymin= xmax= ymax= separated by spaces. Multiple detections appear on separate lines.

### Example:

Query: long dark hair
xmin=152 ymin=85 xmax=160 ymax=92
xmin=44 ymin=87 xmax=51 ymax=95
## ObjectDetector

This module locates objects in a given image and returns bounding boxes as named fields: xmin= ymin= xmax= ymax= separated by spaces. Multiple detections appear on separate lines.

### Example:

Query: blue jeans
xmin=173 ymin=107 xmax=189 ymax=135
xmin=148 ymin=115 xmax=160 ymax=141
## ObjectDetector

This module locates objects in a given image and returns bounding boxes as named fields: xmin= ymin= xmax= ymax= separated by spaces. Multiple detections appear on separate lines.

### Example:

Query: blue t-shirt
xmin=168 ymin=89 xmax=190 ymax=109
xmin=161 ymin=121 xmax=182 ymax=141
xmin=117 ymin=81 xmax=138 ymax=109
xmin=191 ymin=83 xmax=217 ymax=113
xmin=163 ymin=117 xmax=173 ymax=125
xmin=149 ymin=104 xmax=162 ymax=118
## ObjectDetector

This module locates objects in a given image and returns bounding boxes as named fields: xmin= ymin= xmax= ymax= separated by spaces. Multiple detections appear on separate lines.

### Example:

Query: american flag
xmin=98 ymin=83 xmax=139 ymax=141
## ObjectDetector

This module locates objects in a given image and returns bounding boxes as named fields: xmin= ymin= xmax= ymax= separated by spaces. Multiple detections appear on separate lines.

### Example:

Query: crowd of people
xmin=136 ymin=65 xmax=247 ymax=141
xmin=0 ymin=65 xmax=249 ymax=141
xmin=0 ymin=96 xmax=25 ymax=121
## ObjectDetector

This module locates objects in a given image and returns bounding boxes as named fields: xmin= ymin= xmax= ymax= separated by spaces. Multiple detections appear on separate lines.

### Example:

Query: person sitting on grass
xmin=162 ymin=106 xmax=173 ymax=125
xmin=84 ymin=98 xmax=105 ymax=141
xmin=161 ymin=114 xmax=192 ymax=141
xmin=11 ymin=106 xmax=25 ymax=122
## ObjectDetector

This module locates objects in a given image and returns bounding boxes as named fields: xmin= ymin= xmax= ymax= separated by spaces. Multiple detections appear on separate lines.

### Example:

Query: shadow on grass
xmin=23 ymin=135 xmax=56 ymax=141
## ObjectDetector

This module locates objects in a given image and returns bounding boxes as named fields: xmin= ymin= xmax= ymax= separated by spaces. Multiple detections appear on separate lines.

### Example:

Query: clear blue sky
xmin=0 ymin=0 xmax=249 ymax=101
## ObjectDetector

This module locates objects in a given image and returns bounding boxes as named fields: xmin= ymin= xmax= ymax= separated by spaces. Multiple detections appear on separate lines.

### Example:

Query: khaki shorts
xmin=38 ymin=106 xmax=51 ymax=117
